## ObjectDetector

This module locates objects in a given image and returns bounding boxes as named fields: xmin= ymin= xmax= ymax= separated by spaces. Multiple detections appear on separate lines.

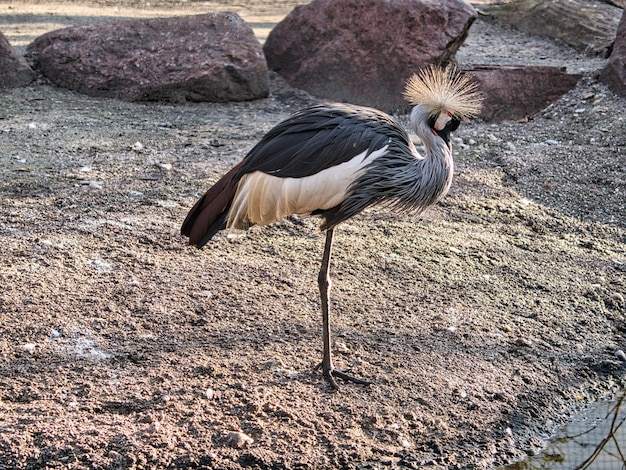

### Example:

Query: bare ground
xmin=0 ymin=2 xmax=625 ymax=469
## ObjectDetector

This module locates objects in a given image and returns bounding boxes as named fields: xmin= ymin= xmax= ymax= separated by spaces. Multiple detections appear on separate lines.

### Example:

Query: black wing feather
xmin=237 ymin=103 xmax=410 ymax=178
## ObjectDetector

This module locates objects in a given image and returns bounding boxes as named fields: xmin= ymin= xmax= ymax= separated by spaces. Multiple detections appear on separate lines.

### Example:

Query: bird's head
xmin=404 ymin=65 xmax=482 ymax=146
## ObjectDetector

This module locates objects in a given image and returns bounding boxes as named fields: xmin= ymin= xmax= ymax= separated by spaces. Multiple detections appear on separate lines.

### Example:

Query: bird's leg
xmin=316 ymin=228 xmax=371 ymax=390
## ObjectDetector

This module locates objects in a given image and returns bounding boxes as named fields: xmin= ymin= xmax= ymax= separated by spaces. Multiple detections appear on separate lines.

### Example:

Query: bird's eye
xmin=448 ymin=117 xmax=461 ymax=132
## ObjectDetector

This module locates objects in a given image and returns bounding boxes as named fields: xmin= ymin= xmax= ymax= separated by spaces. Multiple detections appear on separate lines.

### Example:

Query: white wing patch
xmin=227 ymin=146 xmax=388 ymax=229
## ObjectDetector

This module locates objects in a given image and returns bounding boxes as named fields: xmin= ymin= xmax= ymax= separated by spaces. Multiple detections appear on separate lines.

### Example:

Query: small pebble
xmin=147 ymin=421 xmax=161 ymax=433
xmin=131 ymin=141 xmax=144 ymax=151
xmin=108 ymin=450 xmax=124 ymax=463
xmin=205 ymin=388 xmax=215 ymax=400
xmin=545 ymin=139 xmax=559 ymax=145
xmin=454 ymin=388 xmax=467 ymax=399
xmin=515 ymin=337 xmax=533 ymax=348
xmin=157 ymin=162 xmax=172 ymax=171
xmin=226 ymin=431 xmax=254 ymax=448
xmin=615 ymin=350 xmax=626 ymax=361
xmin=21 ymin=343 xmax=36 ymax=353
xmin=506 ymin=141 xmax=516 ymax=151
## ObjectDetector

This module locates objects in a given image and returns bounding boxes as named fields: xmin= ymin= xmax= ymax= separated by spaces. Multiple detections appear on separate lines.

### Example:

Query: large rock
xmin=600 ymin=9 xmax=626 ymax=96
xmin=477 ymin=0 xmax=622 ymax=57
xmin=0 ymin=32 xmax=36 ymax=89
xmin=263 ymin=0 xmax=477 ymax=112
xmin=26 ymin=13 xmax=269 ymax=103
xmin=465 ymin=65 xmax=582 ymax=122
xmin=606 ymin=0 xmax=625 ymax=8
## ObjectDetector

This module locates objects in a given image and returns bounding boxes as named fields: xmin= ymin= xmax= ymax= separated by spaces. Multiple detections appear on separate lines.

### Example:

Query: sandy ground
xmin=0 ymin=1 xmax=625 ymax=469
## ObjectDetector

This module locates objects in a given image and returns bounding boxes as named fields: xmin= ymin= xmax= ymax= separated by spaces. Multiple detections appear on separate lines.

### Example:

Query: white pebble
xmin=50 ymin=329 xmax=61 ymax=340
xmin=515 ymin=337 xmax=533 ymax=348
xmin=157 ymin=163 xmax=172 ymax=171
xmin=616 ymin=350 xmax=626 ymax=361
xmin=226 ymin=431 xmax=254 ymax=448
xmin=205 ymin=388 xmax=215 ymax=400
xmin=506 ymin=141 xmax=516 ymax=151
xmin=131 ymin=141 xmax=144 ymax=151
xmin=545 ymin=139 xmax=559 ymax=145
xmin=21 ymin=343 xmax=36 ymax=353
xmin=79 ymin=166 xmax=92 ymax=173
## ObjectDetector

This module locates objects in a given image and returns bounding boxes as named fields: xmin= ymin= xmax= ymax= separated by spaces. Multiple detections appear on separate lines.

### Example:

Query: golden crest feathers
xmin=404 ymin=65 xmax=483 ymax=119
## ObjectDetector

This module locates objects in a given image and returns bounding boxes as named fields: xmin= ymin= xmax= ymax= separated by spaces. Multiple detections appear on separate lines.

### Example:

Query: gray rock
xmin=477 ymin=0 xmax=622 ymax=57
xmin=600 ymin=9 xmax=626 ymax=97
xmin=0 ymin=32 xmax=36 ymax=89
xmin=263 ymin=0 xmax=477 ymax=112
xmin=606 ymin=0 xmax=626 ymax=8
xmin=226 ymin=431 xmax=254 ymax=448
xmin=26 ymin=13 xmax=269 ymax=103
xmin=464 ymin=65 xmax=581 ymax=122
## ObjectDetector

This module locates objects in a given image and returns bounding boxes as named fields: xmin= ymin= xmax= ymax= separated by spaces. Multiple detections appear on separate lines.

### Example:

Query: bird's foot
xmin=314 ymin=362 xmax=372 ymax=390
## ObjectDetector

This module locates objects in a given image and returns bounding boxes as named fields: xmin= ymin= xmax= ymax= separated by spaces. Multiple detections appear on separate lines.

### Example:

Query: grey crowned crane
xmin=181 ymin=66 xmax=482 ymax=390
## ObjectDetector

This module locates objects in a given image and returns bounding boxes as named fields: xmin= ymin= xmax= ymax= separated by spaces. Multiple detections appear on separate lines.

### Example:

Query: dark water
xmin=503 ymin=392 xmax=626 ymax=470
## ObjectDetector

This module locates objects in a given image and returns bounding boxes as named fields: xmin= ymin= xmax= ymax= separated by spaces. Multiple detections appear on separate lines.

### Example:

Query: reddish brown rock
xmin=0 ymin=32 xmax=35 ymax=89
xmin=477 ymin=0 xmax=621 ymax=58
xmin=263 ymin=0 xmax=477 ymax=112
xmin=600 ymin=9 xmax=626 ymax=97
xmin=26 ymin=13 xmax=269 ymax=103
xmin=465 ymin=65 xmax=582 ymax=122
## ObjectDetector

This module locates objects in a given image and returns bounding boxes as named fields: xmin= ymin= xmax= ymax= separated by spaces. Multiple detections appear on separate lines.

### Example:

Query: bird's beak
xmin=434 ymin=111 xmax=453 ymax=131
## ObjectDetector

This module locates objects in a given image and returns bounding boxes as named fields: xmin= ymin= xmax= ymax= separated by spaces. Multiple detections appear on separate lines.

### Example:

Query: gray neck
xmin=407 ymin=105 xmax=454 ymax=208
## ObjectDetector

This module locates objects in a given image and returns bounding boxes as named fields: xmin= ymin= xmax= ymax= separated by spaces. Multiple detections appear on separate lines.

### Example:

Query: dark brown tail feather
xmin=181 ymin=161 xmax=245 ymax=247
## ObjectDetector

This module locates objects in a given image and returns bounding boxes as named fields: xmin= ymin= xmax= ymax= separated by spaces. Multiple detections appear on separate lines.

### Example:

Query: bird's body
xmin=182 ymin=103 xmax=451 ymax=246
xmin=182 ymin=66 xmax=482 ymax=390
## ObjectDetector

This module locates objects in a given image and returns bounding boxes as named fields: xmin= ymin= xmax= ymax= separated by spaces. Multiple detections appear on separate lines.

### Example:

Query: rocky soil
xmin=0 ymin=2 xmax=625 ymax=469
